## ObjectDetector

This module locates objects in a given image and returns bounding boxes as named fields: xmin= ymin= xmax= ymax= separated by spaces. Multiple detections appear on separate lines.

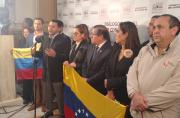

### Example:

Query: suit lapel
xmin=74 ymin=41 xmax=83 ymax=55
xmin=87 ymin=45 xmax=95 ymax=67
xmin=89 ymin=41 xmax=109 ymax=66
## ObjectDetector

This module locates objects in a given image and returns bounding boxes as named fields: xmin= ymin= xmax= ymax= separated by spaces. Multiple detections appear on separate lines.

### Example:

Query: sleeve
xmin=87 ymin=49 xmax=111 ymax=86
xmin=87 ymin=60 xmax=107 ymax=86
xmin=106 ymin=58 xmax=133 ymax=90
xmin=127 ymin=48 xmax=144 ymax=98
xmin=81 ymin=46 xmax=89 ymax=77
xmin=54 ymin=36 xmax=71 ymax=61
xmin=106 ymin=76 xmax=127 ymax=90
xmin=73 ymin=44 xmax=88 ymax=69
xmin=145 ymin=61 xmax=180 ymax=111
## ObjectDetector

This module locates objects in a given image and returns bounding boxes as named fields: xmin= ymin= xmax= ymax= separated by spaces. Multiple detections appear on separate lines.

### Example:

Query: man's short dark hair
xmin=51 ymin=20 xmax=64 ymax=28
xmin=161 ymin=14 xmax=180 ymax=36
xmin=93 ymin=25 xmax=110 ymax=42
xmin=34 ymin=17 xmax=44 ymax=24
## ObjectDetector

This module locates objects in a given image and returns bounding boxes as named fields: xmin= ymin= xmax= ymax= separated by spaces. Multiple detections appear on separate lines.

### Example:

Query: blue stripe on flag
xmin=64 ymin=85 xmax=95 ymax=118
xmin=15 ymin=58 xmax=43 ymax=69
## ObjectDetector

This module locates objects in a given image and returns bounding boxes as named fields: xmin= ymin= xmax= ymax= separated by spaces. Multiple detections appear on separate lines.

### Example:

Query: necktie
xmin=91 ymin=46 xmax=99 ymax=62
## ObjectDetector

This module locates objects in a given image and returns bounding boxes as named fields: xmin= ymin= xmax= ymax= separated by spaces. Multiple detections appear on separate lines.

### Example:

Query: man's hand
xmin=83 ymin=78 xmax=87 ymax=82
xmin=70 ymin=62 xmax=76 ymax=68
xmin=45 ymin=48 xmax=56 ymax=57
xmin=106 ymin=90 xmax=115 ymax=100
xmin=63 ymin=61 xmax=69 ymax=65
xmin=131 ymin=92 xmax=148 ymax=111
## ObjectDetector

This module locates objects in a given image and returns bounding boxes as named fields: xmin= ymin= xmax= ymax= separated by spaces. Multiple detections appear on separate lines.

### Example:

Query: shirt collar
xmin=49 ymin=33 xmax=59 ymax=39
xmin=97 ymin=40 xmax=106 ymax=49
xmin=148 ymin=36 xmax=179 ymax=56
xmin=75 ymin=41 xmax=81 ymax=47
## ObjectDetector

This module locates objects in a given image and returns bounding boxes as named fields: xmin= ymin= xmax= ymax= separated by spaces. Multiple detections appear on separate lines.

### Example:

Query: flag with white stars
xmin=63 ymin=65 xmax=126 ymax=118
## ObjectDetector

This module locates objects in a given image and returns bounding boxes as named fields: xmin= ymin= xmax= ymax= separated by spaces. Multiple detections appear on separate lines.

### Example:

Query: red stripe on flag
xmin=16 ymin=68 xmax=43 ymax=80
xmin=64 ymin=104 xmax=75 ymax=118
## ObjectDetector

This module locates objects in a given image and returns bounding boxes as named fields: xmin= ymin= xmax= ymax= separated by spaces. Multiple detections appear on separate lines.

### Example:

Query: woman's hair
xmin=119 ymin=21 xmax=141 ymax=55
xmin=75 ymin=24 xmax=90 ymax=41
xmin=23 ymin=27 xmax=33 ymax=33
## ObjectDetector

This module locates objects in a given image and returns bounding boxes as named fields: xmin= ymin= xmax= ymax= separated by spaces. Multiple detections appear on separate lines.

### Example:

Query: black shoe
xmin=41 ymin=111 xmax=53 ymax=118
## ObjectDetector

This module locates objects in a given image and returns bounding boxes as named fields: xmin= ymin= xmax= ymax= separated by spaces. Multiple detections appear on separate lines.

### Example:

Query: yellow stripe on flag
xmin=13 ymin=48 xmax=32 ymax=59
xmin=63 ymin=65 xmax=126 ymax=118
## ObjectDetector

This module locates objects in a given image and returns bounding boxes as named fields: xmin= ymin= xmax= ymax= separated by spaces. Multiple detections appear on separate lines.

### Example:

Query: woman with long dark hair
xmin=104 ymin=21 xmax=141 ymax=118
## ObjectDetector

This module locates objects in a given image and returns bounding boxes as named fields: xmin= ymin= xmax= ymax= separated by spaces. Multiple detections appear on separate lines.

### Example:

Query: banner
xmin=57 ymin=0 xmax=180 ymax=43
xmin=63 ymin=65 xmax=126 ymax=118
xmin=13 ymin=48 xmax=43 ymax=80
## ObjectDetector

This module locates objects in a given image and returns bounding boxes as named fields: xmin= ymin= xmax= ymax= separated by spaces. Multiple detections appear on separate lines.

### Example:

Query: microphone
xmin=31 ymin=36 xmax=43 ymax=55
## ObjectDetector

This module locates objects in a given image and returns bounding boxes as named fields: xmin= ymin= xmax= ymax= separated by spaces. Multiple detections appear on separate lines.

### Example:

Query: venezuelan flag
xmin=13 ymin=48 xmax=43 ymax=80
xmin=63 ymin=65 xmax=126 ymax=118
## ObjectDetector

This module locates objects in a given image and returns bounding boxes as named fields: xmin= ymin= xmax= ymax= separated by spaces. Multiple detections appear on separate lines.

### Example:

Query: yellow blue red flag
xmin=13 ymin=48 xmax=43 ymax=80
xmin=63 ymin=65 xmax=126 ymax=118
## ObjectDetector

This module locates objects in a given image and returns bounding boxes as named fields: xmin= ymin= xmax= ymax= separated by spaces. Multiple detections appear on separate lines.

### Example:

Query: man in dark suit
xmin=39 ymin=20 xmax=71 ymax=118
xmin=82 ymin=25 xmax=112 ymax=95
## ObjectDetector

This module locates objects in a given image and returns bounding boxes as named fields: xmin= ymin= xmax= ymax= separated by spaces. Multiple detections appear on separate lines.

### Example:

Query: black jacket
xmin=82 ymin=41 xmax=112 ymax=95
xmin=39 ymin=33 xmax=71 ymax=83
xmin=105 ymin=43 xmax=139 ymax=105
xmin=69 ymin=40 xmax=89 ymax=75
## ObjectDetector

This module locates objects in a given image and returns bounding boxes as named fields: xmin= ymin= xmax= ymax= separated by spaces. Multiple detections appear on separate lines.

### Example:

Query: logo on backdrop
xmin=63 ymin=12 xmax=68 ymax=17
xmin=63 ymin=0 xmax=68 ymax=7
xmin=122 ymin=4 xmax=133 ymax=18
xmin=58 ymin=13 xmax=62 ymax=19
xmin=75 ymin=12 xmax=82 ymax=16
xmin=168 ymin=4 xmax=180 ymax=9
xmin=152 ymin=2 xmax=164 ymax=14
xmin=89 ymin=10 xmax=98 ymax=15
xmin=104 ymin=21 xmax=120 ymax=32
xmin=76 ymin=0 xmax=81 ymax=2
xmin=69 ymin=24 xmax=75 ymax=28
xmin=75 ymin=0 xmax=81 ymax=6
xmin=99 ymin=8 xmax=108 ymax=18
xmin=135 ymin=7 xmax=148 ymax=12
xmin=64 ymin=24 xmax=68 ymax=28
xmin=69 ymin=11 xmax=74 ymax=18
xmin=69 ymin=0 xmax=75 ymax=4
xmin=83 ymin=9 xmax=89 ymax=18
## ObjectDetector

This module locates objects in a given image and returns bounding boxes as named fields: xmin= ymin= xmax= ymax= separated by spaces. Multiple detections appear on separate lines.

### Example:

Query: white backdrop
xmin=57 ymin=0 xmax=180 ymax=43
xmin=0 ymin=0 xmax=5 ymax=7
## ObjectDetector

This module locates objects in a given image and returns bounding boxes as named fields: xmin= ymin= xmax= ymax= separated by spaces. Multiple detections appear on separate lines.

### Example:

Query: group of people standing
xmin=16 ymin=13 xmax=180 ymax=118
